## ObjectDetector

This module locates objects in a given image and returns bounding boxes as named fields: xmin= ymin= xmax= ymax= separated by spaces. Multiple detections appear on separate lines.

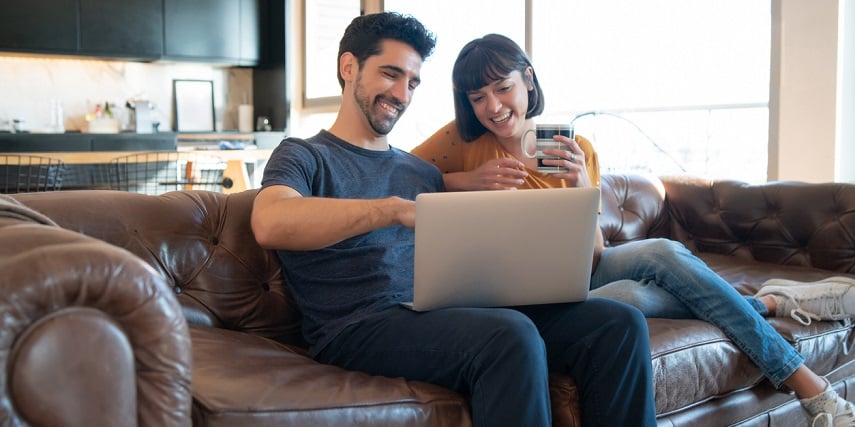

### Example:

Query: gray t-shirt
xmin=260 ymin=130 xmax=444 ymax=355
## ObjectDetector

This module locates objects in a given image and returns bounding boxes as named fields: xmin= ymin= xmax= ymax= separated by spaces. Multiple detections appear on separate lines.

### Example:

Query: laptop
xmin=408 ymin=187 xmax=600 ymax=311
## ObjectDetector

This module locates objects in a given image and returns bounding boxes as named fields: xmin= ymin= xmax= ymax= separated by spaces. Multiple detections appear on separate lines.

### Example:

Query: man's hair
xmin=337 ymin=12 xmax=437 ymax=90
xmin=452 ymin=34 xmax=545 ymax=142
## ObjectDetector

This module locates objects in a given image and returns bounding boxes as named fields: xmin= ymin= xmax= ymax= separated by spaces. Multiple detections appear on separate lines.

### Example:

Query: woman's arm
xmin=441 ymin=158 xmax=528 ymax=191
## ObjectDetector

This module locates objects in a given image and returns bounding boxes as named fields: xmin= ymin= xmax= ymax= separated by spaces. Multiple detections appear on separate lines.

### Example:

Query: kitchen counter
xmin=0 ymin=132 xmax=177 ymax=152
xmin=1 ymin=132 xmax=277 ymax=192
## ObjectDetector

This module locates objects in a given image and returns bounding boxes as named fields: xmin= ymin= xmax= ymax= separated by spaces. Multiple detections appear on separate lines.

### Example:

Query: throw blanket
xmin=0 ymin=194 xmax=57 ymax=226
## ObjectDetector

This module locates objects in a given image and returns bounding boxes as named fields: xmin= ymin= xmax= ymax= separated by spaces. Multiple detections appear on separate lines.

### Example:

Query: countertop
xmin=0 ymin=131 xmax=269 ymax=153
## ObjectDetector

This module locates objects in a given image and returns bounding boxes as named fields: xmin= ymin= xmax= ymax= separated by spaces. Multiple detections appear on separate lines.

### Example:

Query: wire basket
xmin=0 ymin=155 xmax=65 ymax=194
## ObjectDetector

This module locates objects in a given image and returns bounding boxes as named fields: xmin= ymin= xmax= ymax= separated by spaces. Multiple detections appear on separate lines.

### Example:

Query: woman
xmin=411 ymin=33 xmax=855 ymax=424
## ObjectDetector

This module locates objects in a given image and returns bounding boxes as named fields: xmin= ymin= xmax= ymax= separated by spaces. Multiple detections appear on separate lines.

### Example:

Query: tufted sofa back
xmin=599 ymin=173 xmax=671 ymax=246
xmin=13 ymin=189 xmax=305 ymax=347
xmin=661 ymin=175 xmax=855 ymax=273
xmin=14 ymin=173 xmax=854 ymax=351
xmin=12 ymin=175 xmax=676 ymax=349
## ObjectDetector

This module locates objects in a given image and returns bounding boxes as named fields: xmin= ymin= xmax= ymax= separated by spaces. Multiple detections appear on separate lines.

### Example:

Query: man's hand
xmin=252 ymin=185 xmax=416 ymax=250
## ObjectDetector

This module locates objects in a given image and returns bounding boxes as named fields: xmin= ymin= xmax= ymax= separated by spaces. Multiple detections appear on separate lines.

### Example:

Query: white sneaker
xmin=800 ymin=378 xmax=855 ymax=427
xmin=755 ymin=276 xmax=855 ymax=325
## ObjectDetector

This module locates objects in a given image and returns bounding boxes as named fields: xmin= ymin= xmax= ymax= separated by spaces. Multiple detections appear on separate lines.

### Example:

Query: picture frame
xmin=173 ymin=79 xmax=215 ymax=132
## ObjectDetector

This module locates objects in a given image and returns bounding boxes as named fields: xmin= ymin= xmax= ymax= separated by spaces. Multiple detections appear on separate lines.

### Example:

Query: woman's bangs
xmin=455 ymin=49 xmax=513 ymax=93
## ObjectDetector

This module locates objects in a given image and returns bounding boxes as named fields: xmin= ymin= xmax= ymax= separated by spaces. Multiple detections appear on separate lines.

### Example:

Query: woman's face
xmin=465 ymin=68 xmax=533 ymax=141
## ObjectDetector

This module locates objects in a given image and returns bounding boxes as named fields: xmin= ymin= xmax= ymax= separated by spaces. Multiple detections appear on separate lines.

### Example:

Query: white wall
xmin=0 ymin=56 xmax=252 ymax=133
xmin=770 ymin=0 xmax=854 ymax=183
xmin=839 ymin=0 xmax=855 ymax=182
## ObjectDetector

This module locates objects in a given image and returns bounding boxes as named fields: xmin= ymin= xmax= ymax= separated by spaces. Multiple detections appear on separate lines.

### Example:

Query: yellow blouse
xmin=411 ymin=120 xmax=601 ymax=190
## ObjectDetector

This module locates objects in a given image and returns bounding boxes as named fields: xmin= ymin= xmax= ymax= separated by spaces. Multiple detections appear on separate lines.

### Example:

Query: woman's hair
xmin=452 ymin=34 xmax=545 ymax=141
xmin=336 ymin=12 xmax=436 ymax=90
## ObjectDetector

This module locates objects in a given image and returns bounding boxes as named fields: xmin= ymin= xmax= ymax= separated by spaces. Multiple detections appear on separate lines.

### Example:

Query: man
xmin=251 ymin=12 xmax=656 ymax=426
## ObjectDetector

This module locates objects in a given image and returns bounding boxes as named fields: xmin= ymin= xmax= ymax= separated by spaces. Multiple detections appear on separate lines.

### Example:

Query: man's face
xmin=352 ymin=40 xmax=423 ymax=135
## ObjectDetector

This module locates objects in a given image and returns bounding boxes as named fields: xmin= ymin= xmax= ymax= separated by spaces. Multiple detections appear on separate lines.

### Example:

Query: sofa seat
xmin=189 ymin=325 xmax=470 ymax=427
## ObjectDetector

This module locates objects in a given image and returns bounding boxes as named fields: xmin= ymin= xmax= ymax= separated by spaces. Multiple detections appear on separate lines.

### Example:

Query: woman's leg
xmin=589 ymin=278 xmax=696 ymax=318
xmin=590 ymin=278 xmax=768 ymax=319
xmin=590 ymin=238 xmax=802 ymax=387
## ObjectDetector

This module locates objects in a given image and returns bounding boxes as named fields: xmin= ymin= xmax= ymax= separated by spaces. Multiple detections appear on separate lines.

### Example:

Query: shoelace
xmin=811 ymin=401 xmax=855 ymax=427
xmin=839 ymin=402 xmax=855 ymax=426
xmin=785 ymin=290 xmax=847 ymax=326
xmin=791 ymin=306 xmax=822 ymax=326
xmin=812 ymin=412 xmax=832 ymax=427
xmin=809 ymin=407 xmax=855 ymax=426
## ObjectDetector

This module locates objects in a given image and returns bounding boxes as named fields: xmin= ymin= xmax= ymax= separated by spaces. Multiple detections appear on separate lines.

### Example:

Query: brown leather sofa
xmin=4 ymin=173 xmax=855 ymax=427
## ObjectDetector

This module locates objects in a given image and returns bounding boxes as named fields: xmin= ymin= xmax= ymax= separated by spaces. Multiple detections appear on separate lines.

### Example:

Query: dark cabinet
xmin=0 ymin=0 xmax=77 ymax=53
xmin=79 ymin=0 xmax=164 ymax=59
xmin=165 ymin=0 xmax=258 ymax=65
xmin=0 ymin=0 xmax=260 ymax=66
xmin=239 ymin=0 xmax=261 ymax=65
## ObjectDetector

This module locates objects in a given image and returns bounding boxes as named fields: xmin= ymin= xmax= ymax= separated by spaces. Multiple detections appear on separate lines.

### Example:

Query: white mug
xmin=520 ymin=124 xmax=574 ymax=173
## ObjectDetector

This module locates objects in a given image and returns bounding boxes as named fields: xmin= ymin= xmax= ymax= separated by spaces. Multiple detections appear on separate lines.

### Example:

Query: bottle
xmin=48 ymin=98 xmax=65 ymax=133
xmin=55 ymin=100 xmax=65 ymax=133
xmin=104 ymin=100 xmax=112 ymax=118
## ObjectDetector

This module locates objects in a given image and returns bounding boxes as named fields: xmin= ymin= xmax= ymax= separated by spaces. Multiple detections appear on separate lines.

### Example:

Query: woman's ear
xmin=524 ymin=67 xmax=535 ymax=91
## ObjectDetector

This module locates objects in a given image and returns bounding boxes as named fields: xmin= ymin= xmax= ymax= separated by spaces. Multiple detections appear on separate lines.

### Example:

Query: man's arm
xmin=251 ymin=185 xmax=416 ymax=251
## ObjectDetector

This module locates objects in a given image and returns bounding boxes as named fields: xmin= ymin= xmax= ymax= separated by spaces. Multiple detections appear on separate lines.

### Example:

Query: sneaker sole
xmin=760 ymin=276 xmax=855 ymax=289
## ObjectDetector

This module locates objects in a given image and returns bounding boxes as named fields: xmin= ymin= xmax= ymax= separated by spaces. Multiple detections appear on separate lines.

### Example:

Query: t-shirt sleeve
xmin=410 ymin=121 xmax=467 ymax=174
xmin=260 ymin=138 xmax=317 ymax=196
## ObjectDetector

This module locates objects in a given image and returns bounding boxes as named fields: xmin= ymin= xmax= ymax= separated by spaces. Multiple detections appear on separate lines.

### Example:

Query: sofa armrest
xmin=0 ymin=223 xmax=192 ymax=427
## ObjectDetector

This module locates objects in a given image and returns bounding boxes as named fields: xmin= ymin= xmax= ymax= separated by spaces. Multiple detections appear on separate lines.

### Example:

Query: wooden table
xmin=17 ymin=149 xmax=273 ymax=194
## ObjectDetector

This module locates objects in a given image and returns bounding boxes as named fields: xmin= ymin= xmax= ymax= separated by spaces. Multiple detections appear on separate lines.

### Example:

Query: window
xmin=382 ymin=0 xmax=525 ymax=150
xmin=531 ymin=0 xmax=771 ymax=182
xmin=302 ymin=0 xmax=361 ymax=107
xmin=295 ymin=0 xmax=771 ymax=182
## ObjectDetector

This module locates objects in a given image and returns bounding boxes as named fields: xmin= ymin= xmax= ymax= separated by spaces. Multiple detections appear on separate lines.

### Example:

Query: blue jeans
xmin=316 ymin=299 xmax=656 ymax=427
xmin=589 ymin=238 xmax=804 ymax=387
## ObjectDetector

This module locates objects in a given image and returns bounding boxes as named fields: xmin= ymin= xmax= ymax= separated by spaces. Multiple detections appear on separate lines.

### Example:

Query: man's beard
xmin=354 ymin=73 xmax=405 ymax=135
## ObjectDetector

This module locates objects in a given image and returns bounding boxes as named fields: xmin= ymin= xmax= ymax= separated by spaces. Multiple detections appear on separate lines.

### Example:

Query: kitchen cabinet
xmin=239 ymin=0 xmax=261 ymax=65
xmin=79 ymin=0 xmax=164 ymax=59
xmin=164 ymin=0 xmax=259 ymax=65
xmin=0 ymin=0 xmax=260 ymax=66
xmin=0 ymin=0 xmax=77 ymax=53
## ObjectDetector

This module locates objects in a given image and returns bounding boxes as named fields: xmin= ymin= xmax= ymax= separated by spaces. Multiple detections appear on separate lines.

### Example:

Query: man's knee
xmin=589 ymin=298 xmax=649 ymax=335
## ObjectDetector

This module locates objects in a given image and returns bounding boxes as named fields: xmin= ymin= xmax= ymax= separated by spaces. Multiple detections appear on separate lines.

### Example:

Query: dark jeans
xmin=316 ymin=297 xmax=656 ymax=427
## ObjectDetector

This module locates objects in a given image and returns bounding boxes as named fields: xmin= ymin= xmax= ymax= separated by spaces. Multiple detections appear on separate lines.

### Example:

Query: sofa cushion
xmin=189 ymin=325 xmax=471 ymax=427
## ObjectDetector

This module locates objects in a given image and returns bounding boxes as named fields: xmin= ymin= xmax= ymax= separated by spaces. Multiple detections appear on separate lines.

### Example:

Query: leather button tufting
xmin=211 ymin=237 xmax=219 ymax=245
xmin=173 ymin=286 xmax=182 ymax=294
xmin=261 ymin=283 xmax=270 ymax=292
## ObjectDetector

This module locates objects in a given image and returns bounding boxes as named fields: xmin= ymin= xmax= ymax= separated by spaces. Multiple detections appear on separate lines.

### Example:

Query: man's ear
xmin=339 ymin=52 xmax=357 ymax=84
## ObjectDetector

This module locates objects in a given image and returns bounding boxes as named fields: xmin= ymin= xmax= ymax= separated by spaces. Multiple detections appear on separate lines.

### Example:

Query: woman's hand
xmin=446 ymin=158 xmax=528 ymax=191
xmin=541 ymin=135 xmax=592 ymax=187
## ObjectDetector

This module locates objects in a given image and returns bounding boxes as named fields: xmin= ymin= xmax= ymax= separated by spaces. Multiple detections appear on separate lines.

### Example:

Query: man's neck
xmin=328 ymin=116 xmax=390 ymax=151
